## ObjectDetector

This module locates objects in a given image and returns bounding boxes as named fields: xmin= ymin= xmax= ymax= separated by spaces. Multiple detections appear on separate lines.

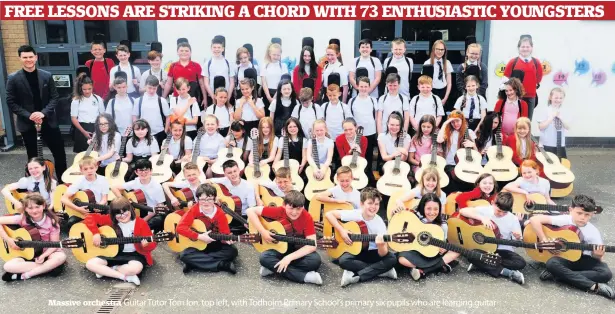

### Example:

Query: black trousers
xmin=186 ymin=130 xmax=197 ymax=140
xmin=153 ymin=131 xmax=167 ymax=150
xmin=469 ymin=249 xmax=526 ymax=277
xmin=261 ymin=88 xmax=277 ymax=117
xmin=466 ymin=118 xmax=480 ymax=132
xmin=363 ymin=134 xmax=377 ymax=187
xmin=546 ymin=255 xmax=613 ymax=291
xmin=64 ymin=216 xmax=83 ymax=234
xmin=21 ymin=123 xmax=67 ymax=183
xmin=338 ymin=250 xmax=396 ymax=282
xmin=219 ymin=127 xmax=230 ymax=138
xmin=72 ymin=122 xmax=95 ymax=153
xmin=260 ymin=249 xmax=321 ymax=283
xmin=442 ymin=165 xmax=474 ymax=195
xmin=147 ymin=214 xmax=167 ymax=234
xmin=543 ymin=146 xmax=568 ymax=159
xmin=523 ymin=97 xmax=537 ymax=121
xmin=243 ymin=120 xmax=259 ymax=135
xmin=180 ymin=244 xmax=238 ymax=272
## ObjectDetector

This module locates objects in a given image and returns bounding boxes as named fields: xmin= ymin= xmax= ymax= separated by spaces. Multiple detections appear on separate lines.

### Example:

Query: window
xmin=37 ymin=52 xmax=71 ymax=67
xmin=31 ymin=21 xmax=70 ymax=44
xmin=402 ymin=21 xmax=476 ymax=41
xmin=82 ymin=21 xmax=155 ymax=43
xmin=360 ymin=21 xmax=396 ymax=41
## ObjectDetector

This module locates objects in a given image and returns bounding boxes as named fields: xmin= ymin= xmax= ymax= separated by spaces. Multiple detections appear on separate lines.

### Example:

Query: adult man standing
xmin=6 ymin=45 xmax=67 ymax=182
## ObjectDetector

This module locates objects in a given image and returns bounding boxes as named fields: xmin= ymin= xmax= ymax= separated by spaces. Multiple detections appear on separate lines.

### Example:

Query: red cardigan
xmin=503 ymin=134 xmax=537 ymax=166
xmin=177 ymin=204 xmax=231 ymax=241
xmin=335 ymin=134 xmax=368 ymax=158
xmin=292 ymin=66 xmax=322 ymax=100
xmin=493 ymin=99 xmax=529 ymax=119
xmin=504 ymin=57 xmax=543 ymax=97
xmin=455 ymin=187 xmax=496 ymax=209
xmin=84 ymin=214 xmax=157 ymax=266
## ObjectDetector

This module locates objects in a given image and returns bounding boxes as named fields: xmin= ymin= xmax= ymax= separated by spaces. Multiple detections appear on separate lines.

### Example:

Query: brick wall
xmin=1 ymin=21 xmax=29 ymax=135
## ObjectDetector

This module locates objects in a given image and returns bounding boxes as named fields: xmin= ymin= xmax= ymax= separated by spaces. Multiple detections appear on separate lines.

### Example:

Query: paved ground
xmin=0 ymin=147 xmax=613 ymax=314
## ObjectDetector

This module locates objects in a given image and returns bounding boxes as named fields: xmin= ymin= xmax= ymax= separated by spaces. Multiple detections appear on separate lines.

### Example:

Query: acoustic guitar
xmin=0 ymin=225 xmax=84 ymax=262
xmin=244 ymin=129 xmax=272 ymax=185
xmin=444 ymin=192 xmax=490 ymax=215
xmin=551 ymin=117 xmax=574 ymax=197
xmin=483 ymin=128 xmax=518 ymax=182
xmin=210 ymin=138 xmax=246 ymax=175
xmin=335 ymin=126 xmax=369 ymax=189
xmin=414 ymin=132 xmax=448 ymax=188
xmin=104 ymin=127 xmax=133 ymax=198
xmin=447 ymin=213 xmax=500 ymax=252
xmin=308 ymin=199 xmax=354 ymax=233
xmin=69 ymin=223 xmax=173 ymax=264
xmin=122 ymin=189 xmax=168 ymax=218
xmin=259 ymin=186 xmax=284 ymax=207
xmin=532 ymin=135 xmax=575 ymax=189
xmin=304 ymin=131 xmax=334 ymax=201
xmin=163 ymin=213 xmax=259 ymax=252
xmin=65 ymin=189 xmax=110 ymax=219
xmin=272 ymin=130 xmax=304 ymax=191
xmin=175 ymin=128 xmax=207 ymax=183
xmin=149 ymin=132 xmax=174 ymax=184
xmin=211 ymin=183 xmax=243 ymax=223
xmin=387 ymin=211 xmax=501 ymax=267
xmin=218 ymin=202 xmax=249 ymax=226
xmin=472 ymin=231 xmax=559 ymax=262
xmin=377 ymin=130 xmax=411 ymax=196
xmin=4 ymin=189 xmax=28 ymax=215
xmin=171 ymin=187 xmax=195 ymax=210
xmin=29 ymin=123 xmax=55 ymax=178
xmin=250 ymin=216 xmax=338 ymax=254
xmin=386 ymin=189 xmax=420 ymax=221
xmin=325 ymin=220 xmax=415 ymax=259
xmin=523 ymin=224 xmax=615 ymax=263
xmin=452 ymin=128 xmax=484 ymax=184
xmin=62 ymin=133 xmax=98 ymax=184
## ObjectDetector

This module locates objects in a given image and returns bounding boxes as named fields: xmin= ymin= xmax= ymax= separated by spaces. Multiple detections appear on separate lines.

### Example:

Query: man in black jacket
xmin=6 ymin=45 xmax=67 ymax=182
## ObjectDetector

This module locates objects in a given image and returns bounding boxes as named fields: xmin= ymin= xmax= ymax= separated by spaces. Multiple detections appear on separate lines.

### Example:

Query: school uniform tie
xmin=437 ymin=60 xmax=443 ymax=81
xmin=469 ymin=98 xmax=476 ymax=121
xmin=33 ymin=182 xmax=40 ymax=193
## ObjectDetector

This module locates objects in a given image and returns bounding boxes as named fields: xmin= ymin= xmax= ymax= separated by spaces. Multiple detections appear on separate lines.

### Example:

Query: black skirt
xmin=101 ymin=251 xmax=147 ymax=267
xmin=398 ymin=251 xmax=442 ymax=269
xmin=72 ymin=122 xmax=96 ymax=153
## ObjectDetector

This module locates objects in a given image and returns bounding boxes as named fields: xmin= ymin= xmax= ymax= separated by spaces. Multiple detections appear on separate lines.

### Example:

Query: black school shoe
xmin=218 ymin=261 xmax=237 ymax=275
xmin=2 ymin=272 xmax=18 ymax=282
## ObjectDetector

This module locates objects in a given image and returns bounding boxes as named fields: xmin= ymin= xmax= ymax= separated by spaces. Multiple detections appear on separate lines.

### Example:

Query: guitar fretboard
xmin=495 ymin=128 xmax=504 ymax=159
xmin=209 ymin=233 xmax=240 ymax=242
xmin=563 ymin=242 xmax=615 ymax=253
xmin=252 ymin=136 xmax=261 ymax=176
xmin=350 ymin=128 xmax=363 ymax=167
xmin=102 ymin=236 xmax=154 ymax=245
xmin=427 ymin=237 xmax=487 ymax=260
xmin=429 ymin=132 xmax=438 ymax=165
xmin=16 ymin=240 xmax=63 ymax=249
xmin=311 ymin=137 xmax=321 ymax=169
xmin=476 ymin=235 xmax=540 ymax=249
xmin=532 ymin=136 xmax=554 ymax=164
xmin=73 ymin=200 xmax=110 ymax=213
xmin=272 ymin=234 xmax=316 ymax=246
xmin=220 ymin=204 xmax=248 ymax=226
xmin=130 ymin=202 xmax=156 ymax=213
xmin=463 ymin=128 xmax=474 ymax=162
xmin=283 ymin=135 xmax=290 ymax=168
xmin=112 ymin=136 xmax=130 ymax=176
xmin=555 ymin=118 xmax=563 ymax=158
xmin=528 ymin=204 xmax=570 ymax=213
xmin=192 ymin=132 xmax=204 ymax=163
xmin=349 ymin=234 xmax=393 ymax=242
xmin=156 ymin=135 xmax=172 ymax=166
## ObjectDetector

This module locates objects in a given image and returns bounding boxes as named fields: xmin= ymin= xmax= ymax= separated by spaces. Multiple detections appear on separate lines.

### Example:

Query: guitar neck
xmin=272 ymin=234 xmax=316 ymax=246
xmin=192 ymin=136 xmax=203 ymax=163
xmin=429 ymin=133 xmax=438 ymax=165
xmin=495 ymin=131 xmax=504 ymax=157
xmin=73 ymin=200 xmax=110 ymax=212
xmin=36 ymin=130 xmax=44 ymax=158
xmin=530 ymin=204 xmax=569 ymax=213
xmin=311 ymin=138 xmax=321 ymax=168
xmin=556 ymin=130 xmax=563 ymax=156
xmin=209 ymin=233 xmax=239 ymax=242
xmin=479 ymin=235 xmax=540 ymax=249
xmin=427 ymin=237 xmax=489 ymax=260
xmin=283 ymin=136 xmax=290 ymax=167
xmin=102 ymin=235 xmax=154 ymax=246
xmin=533 ymin=136 xmax=554 ymax=164
xmin=112 ymin=137 xmax=130 ymax=173
xmin=220 ymin=205 xmax=248 ymax=225
xmin=349 ymin=234 xmax=393 ymax=242
xmin=253 ymin=138 xmax=260 ymax=172
xmin=130 ymin=202 xmax=155 ymax=213
xmin=564 ymin=242 xmax=615 ymax=253
xmin=17 ymin=240 xmax=63 ymax=249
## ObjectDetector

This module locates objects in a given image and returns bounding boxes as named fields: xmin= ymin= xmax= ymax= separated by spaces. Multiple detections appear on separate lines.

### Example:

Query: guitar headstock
xmin=153 ymin=231 xmax=175 ymax=242
xmin=314 ymin=221 xmax=324 ymax=233
xmin=123 ymin=126 xmax=133 ymax=137
xmin=356 ymin=126 xmax=364 ymax=137
xmin=154 ymin=205 xmax=170 ymax=214
xmin=239 ymin=233 xmax=261 ymax=243
xmin=250 ymin=128 xmax=259 ymax=140
xmin=479 ymin=252 xmax=502 ymax=267
xmin=61 ymin=237 xmax=85 ymax=249
xmin=392 ymin=232 xmax=415 ymax=243
xmin=398 ymin=130 xmax=406 ymax=146
xmin=595 ymin=206 xmax=604 ymax=214
xmin=317 ymin=237 xmax=339 ymax=249
xmin=553 ymin=116 xmax=563 ymax=130
xmin=281 ymin=129 xmax=287 ymax=138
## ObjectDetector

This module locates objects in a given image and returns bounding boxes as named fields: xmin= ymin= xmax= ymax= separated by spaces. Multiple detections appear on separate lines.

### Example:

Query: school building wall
xmin=0 ymin=20 xmax=29 ymax=135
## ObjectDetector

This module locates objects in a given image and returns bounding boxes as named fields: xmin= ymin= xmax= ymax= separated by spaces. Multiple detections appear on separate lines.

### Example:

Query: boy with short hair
xmin=383 ymin=38 xmax=413 ymax=97
xmin=315 ymin=166 xmax=360 ymax=209
xmin=326 ymin=187 xmax=397 ymax=287
xmin=255 ymin=167 xmax=293 ymax=206
xmin=349 ymin=39 xmax=383 ymax=98
xmin=247 ymin=190 xmax=323 ymax=285
xmin=291 ymin=88 xmax=323 ymax=137
xmin=176 ymin=183 xmax=238 ymax=274
xmin=459 ymin=191 xmax=526 ymax=285
xmin=529 ymin=195 xmax=614 ymax=299
xmin=61 ymin=156 xmax=110 ymax=230
xmin=132 ymin=75 xmax=171 ymax=147
xmin=320 ymin=84 xmax=353 ymax=140
xmin=111 ymin=159 xmax=166 ymax=232
xmin=85 ymin=40 xmax=115 ymax=99
xmin=163 ymin=162 xmax=203 ymax=211
xmin=163 ymin=42 xmax=206 ymax=103
xmin=376 ymin=73 xmax=410 ymax=134
xmin=139 ymin=50 xmax=168 ymax=96
xmin=409 ymin=75 xmax=445 ymax=131
xmin=203 ymin=37 xmax=236 ymax=106
xmin=109 ymin=44 xmax=141 ymax=98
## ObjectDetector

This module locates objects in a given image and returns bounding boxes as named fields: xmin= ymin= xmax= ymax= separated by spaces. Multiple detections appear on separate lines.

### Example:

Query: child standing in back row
xmin=537 ymin=87 xmax=570 ymax=158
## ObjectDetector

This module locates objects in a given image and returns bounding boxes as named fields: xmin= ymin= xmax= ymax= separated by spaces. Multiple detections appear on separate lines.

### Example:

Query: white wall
xmin=487 ymin=21 xmax=615 ymax=137
xmin=157 ymin=20 xmax=356 ymax=73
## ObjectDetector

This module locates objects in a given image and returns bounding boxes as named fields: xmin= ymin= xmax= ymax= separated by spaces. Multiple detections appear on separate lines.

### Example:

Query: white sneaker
xmin=124 ymin=275 xmax=140 ymax=286
xmin=259 ymin=266 xmax=274 ymax=277
xmin=410 ymin=268 xmax=421 ymax=281
xmin=378 ymin=268 xmax=398 ymax=280
xmin=95 ymin=273 xmax=103 ymax=279
xmin=340 ymin=270 xmax=359 ymax=287
xmin=304 ymin=271 xmax=323 ymax=285
xmin=467 ymin=263 xmax=474 ymax=272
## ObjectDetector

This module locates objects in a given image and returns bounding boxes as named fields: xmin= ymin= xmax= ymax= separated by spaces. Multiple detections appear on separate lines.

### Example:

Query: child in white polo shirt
xmin=409 ymin=75 xmax=444 ymax=133
xmin=376 ymin=73 xmax=410 ymax=134
xmin=382 ymin=38 xmax=414 ymax=97
xmin=109 ymin=44 xmax=141 ymax=98
xmin=132 ymin=76 xmax=171 ymax=148
xmin=203 ymin=37 xmax=236 ymax=106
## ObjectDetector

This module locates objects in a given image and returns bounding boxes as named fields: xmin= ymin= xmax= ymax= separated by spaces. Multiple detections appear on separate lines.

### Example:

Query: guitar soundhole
xmin=417 ymin=232 xmax=430 ymax=246
xmin=392 ymin=169 xmax=400 ymax=175
xmin=226 ymin=154 xmax=232 ymax=158
xmin=255 ymin=171 xmax=261 ymax=178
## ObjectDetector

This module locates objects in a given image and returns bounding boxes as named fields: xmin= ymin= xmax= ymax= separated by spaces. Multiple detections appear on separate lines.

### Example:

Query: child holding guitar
xmin=248 ymin=117 xmax=278 ymax=172
xmin=437 ymin=110 xmax=478 ymax=194
xmin=123 ymin=119 xmax=160 ymax=181
xmin=247 ymin=191 xmax=323 ymax=285
xmin=396 ymin=193 xmax=460 ymax=281
xmin=112 ymin=159 xmax=166 ymax=232
xmin=255 ymin=167 xmax=293 ymax=206
xmin=61 ymin=156 xmax=110 ymax=230
xmin=91 ymin=113 xmax=121 ymax=175
xmin=537 ymin=87 xmax=570 ymax=158
xmin=503 ymin=160 xmax=555 ymax=206
xmin=315 ymin=166 xmax=361 ymax=209
xmin=459 ymin=192 xmax=526 ymax=285
xmin=378 ymin=112 xmax=411 ymax=175
xmin=396 ymin=167 xmax=447 ymax=210
xmin=408 ymin=114 xmax=442 ymax=173
xmin=3 ymin=157 xmax=56 ymax=211
xmin=326 ymin=187 xmax=397 ymax=287
xmin=225 ymin=120 xmax=252 ymax=164
xmin=475 ymin=113 xmax=501 ymax=165
xmin=273 ymin=118 xmax=308 ymax=180
xmin=453 ymin=75 xmax=487 ymax=132
xmin=203 ymin=88 xmax=234 ymax=137
xmin=1 ymin=194 xmax=66 ymax=282
xmin=169 ymin=78 xmax=200 ymax=139
xmin=163 ymin=163 xmax=203 ymax=211
xmin=195 ymin=115 xmax=226 ymax=178
xmin=455 ymin=173 xmax=498 ymax=209
xmin=529 ymin=194 xmax=614 ymax=299
xmin=176 ymin=184 xmax=238 ymax=274
xmin=503 ymin=117 xmax=537 ymax=167
xmin=306 ymin=120 xmax=335 ymax=180
xmin=84 ymin=197 xmax=156 ymax=286
xmin=234 ymin=78 xmax=265 ymax=133
xmin=167 ymin=119 xmax=193 ymax=175
xmin=71 ymin=72 xmax=104 ymax=153
xmin=494 ymin=78 xmax=528 ymax=137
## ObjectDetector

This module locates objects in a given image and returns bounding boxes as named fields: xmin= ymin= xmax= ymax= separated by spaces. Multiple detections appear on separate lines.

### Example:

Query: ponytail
xmin=73 ymin=72 xmax=93 ymax=100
